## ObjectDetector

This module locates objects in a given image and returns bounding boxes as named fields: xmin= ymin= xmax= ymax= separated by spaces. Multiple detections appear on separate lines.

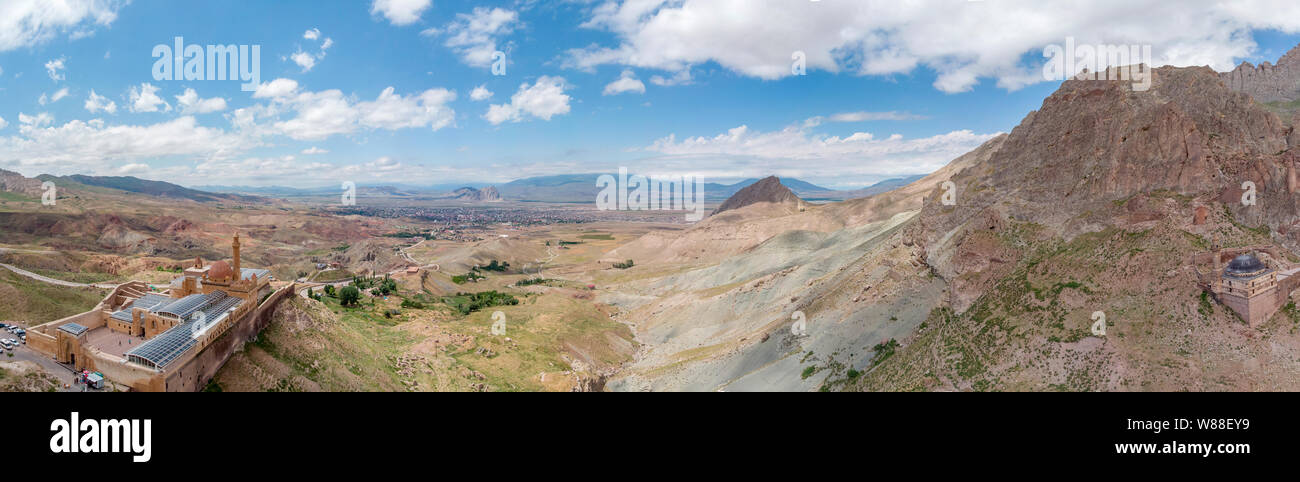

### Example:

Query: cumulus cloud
xmin=485 ymin=76 xmax=571 ymax=125
xmin=175 ymin=88 xmax=228 ymax=114
xmin=253 ymin=78 xmax=300 ymax=99
xmin=303 ymin=28 xmax=321 ymax=41
xmin=84 ymin=89 xmax=116 ymax=114
xmin=470 ymin=85 xmax=493 ymax=101
xmin=128 ymin=83 xmax=171 ymax=113
xmin=370 ymin=0 xmax=431 ymax=26
xmin=643 ymin=122 xmax=1000 ymax=182
xmin=0 ymin=0 xmax=124 ymax=52
xmin=301 ymin=146 xmax=328 ymax=155
xmin=44 ymin=56 xmax=65 ymax=81
xmin=271 ymin=86 xmax=457 ymax=140
xmin=0 ymin=116 xmax=7 ymax=130
xmin=568 ymin=0 xmax=1300 ymax=93
xmin=602 ymin=69 xmax=645 ymax=95
xmin=18 ymin=112 xmax=54 ymax=128
xmin=439 ymin=7 xmax=518 ymax=68
xmin=0 ymin=116 xmax=254 ymax=174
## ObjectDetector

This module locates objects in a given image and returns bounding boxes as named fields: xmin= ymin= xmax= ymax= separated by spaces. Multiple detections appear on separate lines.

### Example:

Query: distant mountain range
xmin=494 ymin=173 xmax=916 ymax=203
xmin=42 ymin=174 xmax=265 ymax=203
xmin=195 ymin=173 xmax=924 ymax=204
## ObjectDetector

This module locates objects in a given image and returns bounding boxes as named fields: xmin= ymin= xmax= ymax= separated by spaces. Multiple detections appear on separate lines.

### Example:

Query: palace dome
xmin=1225 ymin=254 xmax=1268 ymax=277
xmin=209 ymin=260 xmax=234 ymax=281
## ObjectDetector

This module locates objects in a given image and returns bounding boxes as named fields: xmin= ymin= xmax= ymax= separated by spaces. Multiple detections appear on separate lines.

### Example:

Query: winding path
xmin=0 ymin=262 xmax=120 ymax=289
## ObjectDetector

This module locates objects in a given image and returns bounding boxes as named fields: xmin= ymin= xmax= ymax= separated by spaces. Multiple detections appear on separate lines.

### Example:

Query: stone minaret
xmin=232 ymin=232 xmax=241 ymax=279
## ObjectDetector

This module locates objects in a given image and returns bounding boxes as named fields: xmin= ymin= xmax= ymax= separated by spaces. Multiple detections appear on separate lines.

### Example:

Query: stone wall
xmin=162 ymin=283 xmax=295 ymax=392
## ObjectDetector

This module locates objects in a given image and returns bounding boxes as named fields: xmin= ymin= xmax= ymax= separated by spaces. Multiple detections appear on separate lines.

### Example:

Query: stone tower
xmin=232 ymin=232 xmax=241 ymax=278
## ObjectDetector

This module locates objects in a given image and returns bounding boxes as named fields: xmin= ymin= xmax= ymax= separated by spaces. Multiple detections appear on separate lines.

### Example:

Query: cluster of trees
xmin=451 ymin=272 xmax=486 ymax=284
xmin=613 ymin=259 xmax=635 ymax=269
xmin=515 ymin=277 xmax=551 ymax=287
xmin=442 ymin=290 xmax=519 ymax=315
xmin=474 ymin=260 xmax=510 ymax=272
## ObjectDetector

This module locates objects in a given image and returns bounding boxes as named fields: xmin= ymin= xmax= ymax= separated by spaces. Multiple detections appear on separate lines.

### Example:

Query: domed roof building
xmin=1216 ymin=252 xmax=1283 ymax=327
xmin=1224 ymin=254 xmax=1270 ymax=279
xmin=208 ymin=260 xmax=234 ymax=281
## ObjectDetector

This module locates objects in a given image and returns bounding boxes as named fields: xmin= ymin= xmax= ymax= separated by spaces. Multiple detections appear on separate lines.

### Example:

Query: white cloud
xmin=301 ymin=146 xmax=328 ymax=155
xmin=116 ymin=163 xmax=149 ymax=175
xmin=128 ymin=83 xmax=171 ymax=113
xmin=84 ymin=90 xmax=117 ymax=114
xmin=370 ymin=0 xmax=431 ymax=26
xmin=253 ymin=78 xmax=300 ymax=99
xmin=273 ymin=90 xmax=355 ymax=140
xmin=485 ymin=76 xmax=571 ymax=125
xmin=0 ymin=0 xmax=124 ymax=52
xmin=273 ymin=86 xmax=458 ymax=140
xmin=603 ymin=69 xmax=645 ymax=95
xmin=18 ymin=112 xmax=54 ymax=128
xmin=0 ymin=116 xmax=7 ymax=130
xmin=441 ymin=7 xmax=518 ymax=68
xmin=644 ymin=122 xmax=1000 ymax=180
xmin=649 ymin=70 xmax=692 ymax=87
xmin=357 ymin=87 xmax=457 ymax=131
xmin=0 ymin=116 xmax=254 ymax=174
xmin=39 ymin=88 xmax=69 ymax=105
xmin=569 ymin=0 xmax=1300 ymax=93
xmin=175 ymin=88 xmax=228 ymax=114
xmin=291 ymin=50 xmax=317 ymax=72
xmin=470 ymin=85 xmax=493 ymax=101
xmin=44 ymin=57 xmax=65 ymax=81
xmin=802 ymin=111 xmax=929 ymax=126
xmin=292 ymin=29 xmax=332 ymax=72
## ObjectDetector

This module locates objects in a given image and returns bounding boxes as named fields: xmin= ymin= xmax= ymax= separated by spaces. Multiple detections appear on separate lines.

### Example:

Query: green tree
xmin=339 ymin=286 xmax=361 ymax=306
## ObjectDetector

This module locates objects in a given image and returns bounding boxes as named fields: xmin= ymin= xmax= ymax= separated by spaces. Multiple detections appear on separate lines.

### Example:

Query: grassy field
xmin=214 ymin=276 xmax=636 ymax=391
xmin=0 ymin=269 xmax=105 ymax=323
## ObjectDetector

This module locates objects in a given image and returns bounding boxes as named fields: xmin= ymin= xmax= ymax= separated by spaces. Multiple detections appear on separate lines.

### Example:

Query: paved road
xmin=0 ymin=262 xmax=120 ymax=289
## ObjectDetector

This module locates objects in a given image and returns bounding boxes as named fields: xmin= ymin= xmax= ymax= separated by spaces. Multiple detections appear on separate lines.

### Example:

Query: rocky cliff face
xmin=1221 ymin=44 xmax=1300 ymax=104
xmin=449 ymin=186 xmax=502 ymax=202
xmin=0 ymin=169 xmax=45 ymax=198
xmin=712 ymin=176 xmax=799 ymax=215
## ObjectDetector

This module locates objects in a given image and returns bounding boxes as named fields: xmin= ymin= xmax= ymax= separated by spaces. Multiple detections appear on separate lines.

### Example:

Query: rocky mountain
xmin=44 ymin=174 xmax=265 ymax=204
xmin=497 ymin=173 xmax=843 ymax=203
xmin=840 ymin=59 xmax=1300 ymax=391
xmin=607 ymin=47 xmax=1300 ymax=392
xmin=711 ymin=176 xmax=800 ymax=215
xmin=0 ymin=169 xmax=47 ymax=198
xmin=1222 ymin=44 xmax=1300 ymax=104
xmin=448 ymin=186 xmax=501 ymax=202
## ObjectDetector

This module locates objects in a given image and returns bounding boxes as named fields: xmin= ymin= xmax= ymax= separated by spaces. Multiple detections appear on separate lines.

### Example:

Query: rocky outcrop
xmin=712 ymin=176 xmax=800 ymax=215
xmin=0 ymin=169 xmax=45 ymax=198
xmin=915 ymin=63 xmax=1300 ymax=308
xmin=1221 ymin=44 xmax=1300 ymax=104
xmin=448 ymin=186 xmax=502 ymax=202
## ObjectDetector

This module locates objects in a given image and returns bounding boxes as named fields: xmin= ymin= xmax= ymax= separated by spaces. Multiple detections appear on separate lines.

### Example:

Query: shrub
xmin=613 ymin=259 xmax=635 ymax=269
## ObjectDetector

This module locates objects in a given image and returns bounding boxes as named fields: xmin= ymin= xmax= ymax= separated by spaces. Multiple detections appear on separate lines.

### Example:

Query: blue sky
xmin=1 ymin=0 xmax=1299 ymax=189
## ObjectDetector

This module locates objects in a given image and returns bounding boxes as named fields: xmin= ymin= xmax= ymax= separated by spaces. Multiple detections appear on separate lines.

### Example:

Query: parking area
xmin=1 ymin=323 xmax=122 ymax=392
